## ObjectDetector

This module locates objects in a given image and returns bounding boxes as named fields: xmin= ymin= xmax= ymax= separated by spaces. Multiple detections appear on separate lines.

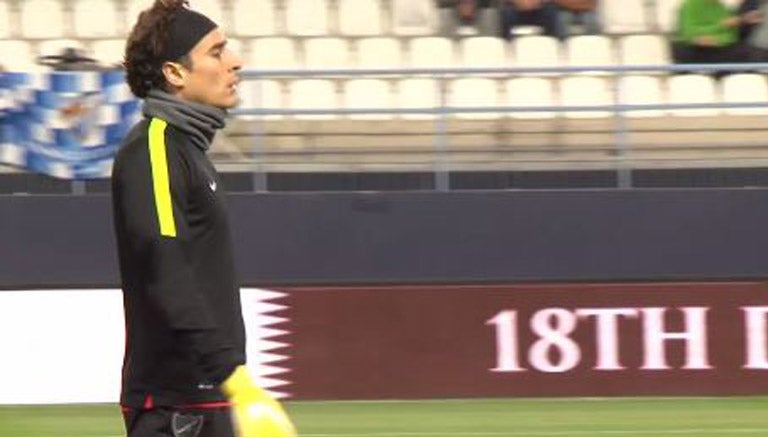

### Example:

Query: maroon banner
xmin=263 ymin=282 xmax=768 ymax=399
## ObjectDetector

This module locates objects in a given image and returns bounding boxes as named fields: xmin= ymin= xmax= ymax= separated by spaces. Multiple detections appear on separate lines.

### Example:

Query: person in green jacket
xmin=671 ymin=0 xmax=761 ymax=76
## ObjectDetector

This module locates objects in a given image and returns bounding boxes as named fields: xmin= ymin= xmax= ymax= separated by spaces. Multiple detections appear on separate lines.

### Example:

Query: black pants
xmin=749 ymin=46 xmax=768 ymax=62
xmin=671 ymin=42 xmax=752 ymax=77
xmin=499 ymin=3 xmax=563 ymax=39
xmin=123 ymin=406 xmax=236 ymax=437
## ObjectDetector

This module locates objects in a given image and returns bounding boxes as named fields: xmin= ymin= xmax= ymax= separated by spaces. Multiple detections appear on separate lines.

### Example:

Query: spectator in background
xmin=737 ymin=0 xmax=762 ymax=41
xmin=742 ymin=0 xmax=768 ymax=61
xmin=37 ymin=47 xmax=102 ymax=71
xmin=556 ymin=0 xmax=601 ymax=36
xmin=499 ymin=0 xmax=563 ymax=39
xmin=440 ymin=0 xmax=494 ymax=36
xmin=456 ymin=0 xmax=481 ymax=34
xmin=671 ymin=0 xmax=759 ymax=76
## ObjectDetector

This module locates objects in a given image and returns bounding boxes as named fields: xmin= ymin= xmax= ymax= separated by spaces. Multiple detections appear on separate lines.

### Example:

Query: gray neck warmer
xmin=142 ymin=89 xmax=227 ymax=152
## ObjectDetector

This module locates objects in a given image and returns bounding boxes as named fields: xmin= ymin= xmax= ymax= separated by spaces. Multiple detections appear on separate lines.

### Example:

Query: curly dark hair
xmin=124 ymin=0 xmax=193 ymax=98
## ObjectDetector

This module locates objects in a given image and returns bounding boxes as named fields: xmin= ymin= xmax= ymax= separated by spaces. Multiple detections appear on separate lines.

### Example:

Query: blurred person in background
xmin=112 ymin=1 xmax=295 ymax=436
xmin=740 ymin=0 xmax=768 ymax=61
xmin=556 ymin=0 xmax=601 ymax=36
xmin=456 ymin=0 xmax=482 ymax=34
xmin=737 ymin=0 xmax=762 ymax=40
xmin=499 ymin=0 xmax=564 ymax=39
xmin=670 ymin=0 xmax=760 ymax=76
xmin=439 ymin=0 xmax=495 ymax=35
xmin=456 ymin=0 xmax=480 ymax=24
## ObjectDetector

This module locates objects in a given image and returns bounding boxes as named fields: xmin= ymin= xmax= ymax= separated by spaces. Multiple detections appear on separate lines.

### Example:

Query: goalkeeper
xmin=112 ymin=1 xmax=295 ymax=436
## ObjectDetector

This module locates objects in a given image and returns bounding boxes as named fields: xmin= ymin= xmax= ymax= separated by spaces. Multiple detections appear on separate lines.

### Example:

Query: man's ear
xmin=161 ymin=61 xmax=186 ymax=88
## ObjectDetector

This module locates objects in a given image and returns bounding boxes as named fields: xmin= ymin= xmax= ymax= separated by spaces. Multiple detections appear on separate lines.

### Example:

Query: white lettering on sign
xmin=575 ymin=308 xmax=639 ymax=370
xmin=486 ymin=310 xmax=526 ymax=372
xmin=742 ymin=306 xmax=768 ymax=369
xmin=528 ymin=308 xmax=580 ymax=373
xmin=487 ymin=307 xmax=714 ymax=373
xmin=640 ymin=307 xmax=711 ymax=370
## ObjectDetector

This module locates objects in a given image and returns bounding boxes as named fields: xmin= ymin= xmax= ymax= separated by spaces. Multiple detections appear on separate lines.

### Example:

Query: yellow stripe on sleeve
xmin=148 ymin=118 xmax=177 ymax=238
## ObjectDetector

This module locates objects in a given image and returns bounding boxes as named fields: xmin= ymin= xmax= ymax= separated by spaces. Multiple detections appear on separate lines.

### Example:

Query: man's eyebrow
xmin=209 ymin=41 xmax=227 ymax=53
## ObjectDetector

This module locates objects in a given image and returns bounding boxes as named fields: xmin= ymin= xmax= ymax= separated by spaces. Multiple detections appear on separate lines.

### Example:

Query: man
xmin=670 ymin=0 xmax=759 ymax=75
xmin=739 ymin=0 xmax=768 ymax=61
xmin=555 ymin=0 xmax=600 ymax=37
xmin=112 ymin=1 xmax=296 ymax=436
xmin=737 ymin=0 xmax=762 ymax=41
xmin=499 ymin=0 xmax=563 ymax=40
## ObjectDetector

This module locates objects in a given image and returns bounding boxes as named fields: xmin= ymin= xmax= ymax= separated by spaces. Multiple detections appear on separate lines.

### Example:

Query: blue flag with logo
xmin=0 ymin=70 xmax=140 ymax=179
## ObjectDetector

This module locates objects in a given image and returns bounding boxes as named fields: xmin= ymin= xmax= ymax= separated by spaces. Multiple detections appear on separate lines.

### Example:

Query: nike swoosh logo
xmin=172 ymin=412 xmax=203 ymax=437
xmin=209 ymin=181 xmax=217 ymax=192
xmin=175 ymin=421 xmax=195 ymax=436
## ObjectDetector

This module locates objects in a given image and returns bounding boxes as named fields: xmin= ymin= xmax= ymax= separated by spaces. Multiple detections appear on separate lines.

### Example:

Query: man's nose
xmin=229 ymin=51 xmax=243 ymax=71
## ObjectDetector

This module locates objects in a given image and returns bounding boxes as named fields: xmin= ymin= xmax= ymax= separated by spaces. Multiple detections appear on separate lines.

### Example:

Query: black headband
xmin=161 ymin=7 xmax=217 ymax=62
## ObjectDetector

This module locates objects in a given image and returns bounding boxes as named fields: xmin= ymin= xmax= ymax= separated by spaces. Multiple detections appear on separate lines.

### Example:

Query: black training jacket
xmin=111 ymin=117 xmax=245 ymax=408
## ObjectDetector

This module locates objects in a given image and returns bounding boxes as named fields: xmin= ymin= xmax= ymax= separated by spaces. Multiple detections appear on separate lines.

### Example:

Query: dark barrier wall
xmin=2 ymin=189 xmax=768 ymax=288
xmin=0 ymin=189 xmax=768 ymax=288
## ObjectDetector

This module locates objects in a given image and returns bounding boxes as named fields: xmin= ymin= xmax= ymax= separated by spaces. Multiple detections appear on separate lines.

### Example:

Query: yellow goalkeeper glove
xmin=222 ymin=365 xmax=298 ymax=437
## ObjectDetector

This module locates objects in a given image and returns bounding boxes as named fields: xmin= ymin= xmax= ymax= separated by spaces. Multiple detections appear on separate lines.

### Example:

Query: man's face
xmin=175 ymin=28 xmax=242 ymax=109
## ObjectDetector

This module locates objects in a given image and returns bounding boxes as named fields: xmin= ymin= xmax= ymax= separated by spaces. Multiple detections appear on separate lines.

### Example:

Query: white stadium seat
xmin=125 ymin=0 xmax=153 ymax=30
xmin=513 ymin=36 xmax=562 ymax=73
xmin=0 ymin=40 xmax=36 ymax=71
xmin=599 ymin=0 xmax=648 ymax=33
xmin=667 ymin=74 xmax=720 ymax=117
xmin=73 ymin=0 xmax=119 ymax=38
xmin=21 ymin=0 xmax=65 ymax=38
xmin=619 ymin=75 xmax=666 ymax=118
xmin=91 ymin=39 xmax=127 ymax=67
xmin=0 ymin=0 xmax=12 ymax=38
xmin=408 ymin=37 xmax=455 ymax=68
xmin=560 ymin=76 xmax=613 ymax=118
xmin=396 ymin=78 xmax=440 ymax=120
xmin=248 ymin=38 xmax=299 ymax=69
xmin=391 ymin=0 xmax=439 ymax=36
xmin=285 ymin=0 xmax=329 ymax=36
xmin=565 ymin=35 xmax=616 ymax=74
xmin=303 ymin=38 xmax=351 ymax=69
xmin=238 ymin=79 xmax=284 ymax=120
xmin=356 ymin=37 xmax=403 ymax=68
xmin=338 ymin=0 xmax=383 ymax=36
xmin=288 ymin=79 xmax=338 ymax=120
xmin=233 ymin=0 xmax=277 ymax=36
xmin=449 ymin=78 xmax=501 ymax=119
xmin=619 ymin=34 xmax=671 ymax=69
xmin=192 ymin=0 xmax=225 ymax=29
xmin=721 ymin=74 xmax=768 ymax=115
xmin=505 ymin=77 xmax=557 ymax=119
xmin=343 ymin=79 xmax=393 ymax=120
xmin=459 ymin=37 xmax=510 ymax=68
xmin=654 ymin=0 xmax=681 ymax=33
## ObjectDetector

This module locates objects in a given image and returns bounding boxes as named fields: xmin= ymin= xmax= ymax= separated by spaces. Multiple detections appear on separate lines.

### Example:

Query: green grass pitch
xmin=1 ymin=397 xmax=767 ymax=437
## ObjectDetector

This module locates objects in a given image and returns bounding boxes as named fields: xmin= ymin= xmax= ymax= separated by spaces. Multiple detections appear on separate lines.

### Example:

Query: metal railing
xmin=229 ymin=63 xmax=768 ymax=190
